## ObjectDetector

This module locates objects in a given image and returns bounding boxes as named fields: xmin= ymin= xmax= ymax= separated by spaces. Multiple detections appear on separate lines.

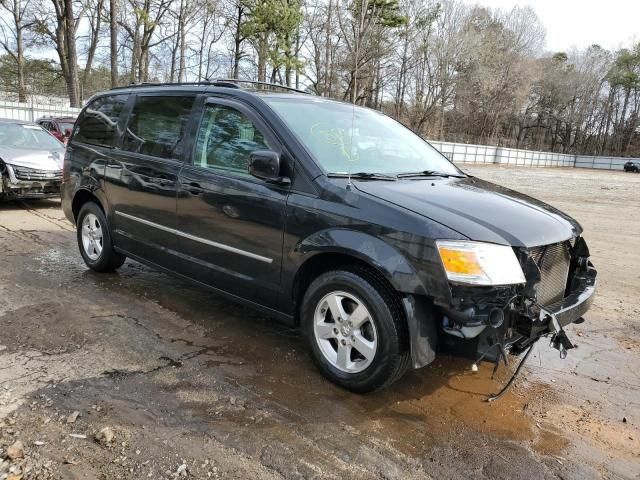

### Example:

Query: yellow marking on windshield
xmin=310 ymin=123 xmax=358 ymax=164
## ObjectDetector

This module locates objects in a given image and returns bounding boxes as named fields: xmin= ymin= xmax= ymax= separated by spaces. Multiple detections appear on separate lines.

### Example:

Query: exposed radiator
xmin=529 ymin=241 xmax=571 ymax=307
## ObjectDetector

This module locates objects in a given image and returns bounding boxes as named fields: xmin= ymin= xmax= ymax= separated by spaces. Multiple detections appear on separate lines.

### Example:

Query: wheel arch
xmin=290 ymin=230 xmax=438 ymax=371
xmin=71 ymin=188 xmax=109 ymax=224
xmin=289 ymin=229 xmax=427 ymax=323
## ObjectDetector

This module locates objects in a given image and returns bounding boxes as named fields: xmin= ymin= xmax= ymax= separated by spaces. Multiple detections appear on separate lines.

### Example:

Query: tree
xmin=0 ymin=54 xmax=68 ymax=97
xmin=80 ymin=0 xmax=104 ymax=100
xmin=119 ymin=0 xmax=175 ymax=83
xmin=0 ymin=0 xmax=33 ymax=101
xmin=608 ymin=44 xmax=640 ymax=155
xmin=226 ymin=0 xmax=248 ymax=78
xmin=32 ymin=0 xmax=81 ymax=106
xmin=336 ymin=0 xmax=405 ymax=104
xmin=453 ymin=6 xmax=544 ymax=143
xmin=110 ymin=0 xmax=118 ymax=87
xmin=240 ymin=0 xmax=303 ymax=83
xmin=193 ymin=0 xmax=225 ymax=81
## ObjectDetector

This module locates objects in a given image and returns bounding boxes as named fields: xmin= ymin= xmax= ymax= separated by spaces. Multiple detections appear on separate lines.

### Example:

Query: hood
xmin=353 ymin=176 xmax=582 ymax=248
xmin=0 ymin=146 xmax=64 ymax=171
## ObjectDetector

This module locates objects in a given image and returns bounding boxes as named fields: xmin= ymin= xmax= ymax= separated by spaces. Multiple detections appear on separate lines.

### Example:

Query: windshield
xmin=0 ymin=123 xmax=63 ymax=150
xmin=263 ymin=97 xmax=460 ymax=176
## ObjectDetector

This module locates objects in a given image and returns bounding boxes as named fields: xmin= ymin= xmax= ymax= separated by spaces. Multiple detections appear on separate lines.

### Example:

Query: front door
xmin=106 ymin=93 xmax=196 ymax=269
xmin=176 ymin=98 xmax=289 ymax=308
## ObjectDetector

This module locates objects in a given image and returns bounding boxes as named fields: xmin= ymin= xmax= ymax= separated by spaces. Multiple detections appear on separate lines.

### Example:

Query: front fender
xmin=293 ymin=228 xmax=428 ymax=296
xmin=290 ymin=229 xmax=438 ymax=369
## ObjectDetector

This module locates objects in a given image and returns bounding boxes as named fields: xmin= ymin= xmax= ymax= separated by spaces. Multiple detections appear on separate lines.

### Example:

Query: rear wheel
xmin=77 ymin=202 xmax=126 ymax=272
xmin=301 ymin=267 xmax=410 ymax=392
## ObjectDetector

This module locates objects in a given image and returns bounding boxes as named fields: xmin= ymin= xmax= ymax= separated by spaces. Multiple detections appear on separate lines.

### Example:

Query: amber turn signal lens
xmin=436 ymin=240 xmax=526 ymax=285
xmin=437 ymin=247 xmax=483 ymax=275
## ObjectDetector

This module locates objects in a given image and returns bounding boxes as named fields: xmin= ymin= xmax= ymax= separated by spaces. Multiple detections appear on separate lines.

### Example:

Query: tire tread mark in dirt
xmin=91 ymin=313 xmax=240 ymax=365
xmin=94 ymin=314 xmax=320 ymax=426
xmin=18 ymin=199 xmax=74 ymax=232
xmin=223 ymin=376 xmax=314 ymax=424
xmin=101 ymin=355 xmax=184 ymax=378
xmin=0 ymin=224 xmax=43 ymax=246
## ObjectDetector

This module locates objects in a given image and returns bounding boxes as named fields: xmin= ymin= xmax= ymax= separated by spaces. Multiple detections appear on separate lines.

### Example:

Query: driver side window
xmin=193 ymin=104 xmax=271 ymax=176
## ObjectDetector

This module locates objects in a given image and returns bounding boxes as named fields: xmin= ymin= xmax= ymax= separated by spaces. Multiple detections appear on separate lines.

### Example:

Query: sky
xmin=461 ymin=0 xmax=639 ymax=52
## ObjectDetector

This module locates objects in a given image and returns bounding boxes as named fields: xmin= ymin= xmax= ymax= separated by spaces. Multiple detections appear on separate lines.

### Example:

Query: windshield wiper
xmin=327 ymin=172 xmax=397 ymax=181
xmin=396 ymin=170 xmax=465 ymax=178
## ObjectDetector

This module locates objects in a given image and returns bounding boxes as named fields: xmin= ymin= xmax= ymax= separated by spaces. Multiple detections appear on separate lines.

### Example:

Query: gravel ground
xmin=0 ymin=165 xmax=638 ymax=479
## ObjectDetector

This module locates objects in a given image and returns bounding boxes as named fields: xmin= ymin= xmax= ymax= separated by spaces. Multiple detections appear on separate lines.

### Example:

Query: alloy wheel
xmin=313 ymin=290 xmax=378 ymax=373
xmin=81 ymin=213 xmax=104 ymax=261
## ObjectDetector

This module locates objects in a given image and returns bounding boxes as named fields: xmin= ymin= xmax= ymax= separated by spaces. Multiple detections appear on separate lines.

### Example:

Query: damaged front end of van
xmin=438 ymin=236 xmax=596 ymax=365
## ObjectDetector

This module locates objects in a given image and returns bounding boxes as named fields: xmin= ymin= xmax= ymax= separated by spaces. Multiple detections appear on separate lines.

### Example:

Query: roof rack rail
xmin=212 ymin=79 xmax=309 ymax=94
xmin=110 ymin=79 xmax=309 ymax=94
xmin=110 ymin=81 xmax=214 ymax=90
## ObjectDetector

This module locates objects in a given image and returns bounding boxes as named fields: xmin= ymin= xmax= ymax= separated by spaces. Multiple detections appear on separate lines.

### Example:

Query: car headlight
xmin=436 ymin=240 xmax=526 ymax=285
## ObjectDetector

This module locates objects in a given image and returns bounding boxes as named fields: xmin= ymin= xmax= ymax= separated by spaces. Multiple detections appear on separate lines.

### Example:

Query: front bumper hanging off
xmin=511 ymin=263 xmax=597 ymax=353
xmin=435 ymin=239 xmax=597 ymax=363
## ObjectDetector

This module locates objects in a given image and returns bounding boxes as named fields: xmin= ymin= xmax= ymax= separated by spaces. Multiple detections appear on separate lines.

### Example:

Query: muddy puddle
xmin=89 ymin=259 xmax=559 ymax=451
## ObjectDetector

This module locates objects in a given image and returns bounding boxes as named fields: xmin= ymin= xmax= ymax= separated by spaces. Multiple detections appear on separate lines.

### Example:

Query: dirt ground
xmin=0 ymin=165 xmax=638 ymax=480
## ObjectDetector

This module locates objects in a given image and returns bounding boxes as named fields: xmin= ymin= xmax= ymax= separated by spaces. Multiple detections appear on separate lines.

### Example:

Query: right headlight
xmin=436 ymin=240 xmax=526 ymax=286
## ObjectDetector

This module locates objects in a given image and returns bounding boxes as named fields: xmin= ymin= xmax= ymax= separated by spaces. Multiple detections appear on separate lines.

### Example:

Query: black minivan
xmin=61 ymin=80 xmax=597 ymax=392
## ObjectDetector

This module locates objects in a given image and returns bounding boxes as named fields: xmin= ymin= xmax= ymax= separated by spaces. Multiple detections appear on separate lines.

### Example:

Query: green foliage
xmin=133 ymin=7 xmax=157 ymax=29
xmin=0 ymin=55 xmax=112 ymax=101
xmin=0 ymin=55 xmax=67 ymax=97
xmin=79 ymin=65 xmax=113 ymax=98
xmin=552 ymin=52 xmax=568 ymax=63
xmin=414 ymin=3 xmax=441 ymax=31
xmin=608 ymin=44 xmax=640 ymax=90
xmin=350 ymin=0 xmax=406 ymax=28
xmin=241 ymin=0 xmax=304 ymax=75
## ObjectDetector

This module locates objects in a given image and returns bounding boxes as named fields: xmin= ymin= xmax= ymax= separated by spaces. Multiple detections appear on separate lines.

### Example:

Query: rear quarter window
xmin=122 ymin=95 xmax=195 ymax=160
xmin=73 ymin=94 xmax=129 ymax=147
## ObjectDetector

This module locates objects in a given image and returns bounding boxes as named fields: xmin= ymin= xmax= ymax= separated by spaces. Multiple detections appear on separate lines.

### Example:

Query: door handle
xmin=186 ymin=182 xmax=204 ymax=195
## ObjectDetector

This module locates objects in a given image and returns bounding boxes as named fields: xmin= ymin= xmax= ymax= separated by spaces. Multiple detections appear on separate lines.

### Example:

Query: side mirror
xmin=248 ymin=150 xmax=290 ymax=185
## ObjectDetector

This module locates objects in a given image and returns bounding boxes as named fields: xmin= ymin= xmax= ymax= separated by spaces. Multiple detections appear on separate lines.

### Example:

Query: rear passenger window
xmin=74 ymin=94 xmax=128 ymax=147
xmin=122 ymin=95 xmax=195 ymax=160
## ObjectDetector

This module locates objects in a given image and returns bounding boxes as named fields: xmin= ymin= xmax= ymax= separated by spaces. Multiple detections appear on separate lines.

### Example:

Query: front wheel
xmin=77 ymin=202 xmax=126 ymax=272
xmin=301 ymin=267 xmax=410 ymax=392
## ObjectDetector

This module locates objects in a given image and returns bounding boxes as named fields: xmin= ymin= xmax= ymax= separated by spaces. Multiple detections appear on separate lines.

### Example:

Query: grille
xmin=529 ymin=241 xmax=571 ymax=307
xmin=12 ymin=166 xmax=62 ymax=181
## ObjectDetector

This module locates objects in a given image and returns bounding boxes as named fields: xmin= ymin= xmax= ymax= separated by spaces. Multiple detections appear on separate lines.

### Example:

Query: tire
xmin=301 ymin=266 xmax=410 ymax=393
xmin=76 ymin=202 xmax=126 ymax=272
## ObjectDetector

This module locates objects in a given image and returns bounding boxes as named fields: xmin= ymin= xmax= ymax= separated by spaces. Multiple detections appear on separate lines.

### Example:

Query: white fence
xmin=0 ymin=99 xmax=80 ymax=122
xmin=574 ymin=155 xmax=632 ymax=171
xmin=429 ymin=140 xmax=637 ymax=171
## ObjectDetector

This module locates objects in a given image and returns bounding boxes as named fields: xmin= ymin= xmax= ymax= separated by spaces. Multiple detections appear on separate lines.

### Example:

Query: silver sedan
xmin=0 ymin=118 xmax=66 ymax=200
